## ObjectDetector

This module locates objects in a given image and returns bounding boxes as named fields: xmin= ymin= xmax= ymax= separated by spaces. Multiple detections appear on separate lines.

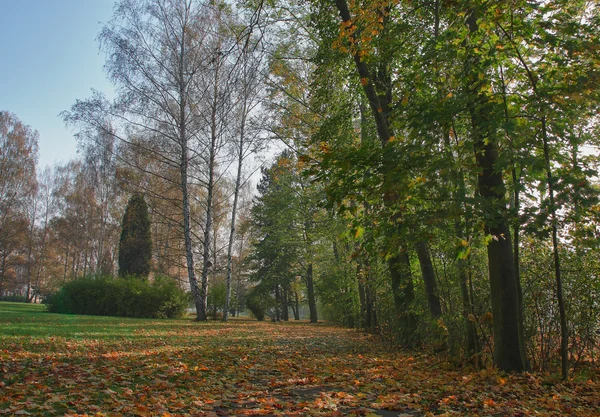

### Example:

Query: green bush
xmin=0 ymin=294 xmax=29 ymax=303
xmin=45 ymin=275 xmax=190 ymax=318
xmin=207 ymin=282 xmax=227 ymax=319
xmin=245 ymin=286 xmax=275 ymax=321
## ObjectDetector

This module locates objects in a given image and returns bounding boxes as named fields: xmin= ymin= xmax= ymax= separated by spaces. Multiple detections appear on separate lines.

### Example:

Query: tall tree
xmin=332 ymin=0 xmax=418 ymax=344
xmin=65 ymin=0 xmax=211 ymax=319
xmin=0 ymin=111 xmax=38 ymax=296
xmin=194 ymin=3 xmax=238 ymax=321
xmin=223 ymin=39 xmax=266 ymax=321
xmin=250 ymin=152 xmax=321 ymax=322
xmin=461 ymin=5 xmax=528 ymax=372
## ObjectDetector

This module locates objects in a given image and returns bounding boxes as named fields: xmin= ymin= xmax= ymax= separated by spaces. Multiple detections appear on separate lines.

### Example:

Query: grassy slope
xmin=0 ymin=302 xmax=598 ymax=416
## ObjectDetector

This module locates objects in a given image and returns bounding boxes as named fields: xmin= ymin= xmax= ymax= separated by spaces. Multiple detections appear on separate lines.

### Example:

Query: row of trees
xmin=243 ymin=0 xmax=600 ymax=376
xmin=0 ymin=116 xmax=117 ymax=301
xmin=1 ymin=103 xmax=254 ymax=313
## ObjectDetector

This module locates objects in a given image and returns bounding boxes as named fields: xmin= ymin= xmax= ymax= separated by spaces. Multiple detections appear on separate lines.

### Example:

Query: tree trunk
xmin=357 ymin=268 xmax=367 ymax=329
xmin=282 ymin=285 xmax=289 ymax=321
xmin=274 ymin=285 xmax=281 ymax=321
xmin=541 ymin=116 xmax=568 ymax=379
xmin=465 ymin=10 xmax=527 ymax=372
xmin=506 ymin=33 xmax=566 ymax=376
xmin=0 ymin=252 xmax=6 ymax=295
xmin=453 ymin=166 xmax=479 ymax=361
xmin=33 ymin=197 xmax=50 ymax=301
xmin=181 ymin=146 xmax=202 ymax=319
xmin=389 ymin=250 xmax=416 ymax=346
xmin=442 ymin=125 xmax=480 ymax=360
xmin=366 ymin=280 xmax=377 ymax=331
xmin=499 ymin=64 xmax=529 ymax=371
xmin=306 ymin=263 xmax=318 ymax=323
xmin=199 ymin=51 xmax=222 ymax=321
xmin=173 ymin=19 xmax=203 ymax=320
xmin=223 ymin=160 xmax=240 ymax=321
xmin=335 ymin=0 xmax=416 ymax=340
xmin=62 ymin=245 xmax=69 ymax=282
xmin=511 ymin=167 xmax=524 ymax=316
xmin=199 ymin=158 xmax=214 ymax=321
xmin=294 ymin=290 xmax=300 ymax=320
xmin=235 ymin=273 xmax=242 ymax=317
xmin=416 ymin=240 xmax=442 ymax=318
xmin=25 ymin=234 xmax=35 ymax=301
xmin=290 ymin=293 xmax=298 ymax=320
xmin=224 ymin=81 xmax=248 ymax=321
xmin=359 ymin=255 xmax=377 ymax=332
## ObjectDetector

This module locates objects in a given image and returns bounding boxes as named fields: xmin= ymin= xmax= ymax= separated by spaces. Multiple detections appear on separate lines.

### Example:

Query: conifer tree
xmin=118 ymin=194 xmax=151 ymax=279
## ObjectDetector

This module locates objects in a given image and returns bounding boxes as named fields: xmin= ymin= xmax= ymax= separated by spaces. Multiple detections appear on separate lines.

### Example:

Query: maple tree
xmin=292 ymin=0 xmax=600 ymax=372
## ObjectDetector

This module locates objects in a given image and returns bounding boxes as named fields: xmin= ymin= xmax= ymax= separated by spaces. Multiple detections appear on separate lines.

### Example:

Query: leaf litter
xmin=1 ymin=312 xmax=599 ymax=416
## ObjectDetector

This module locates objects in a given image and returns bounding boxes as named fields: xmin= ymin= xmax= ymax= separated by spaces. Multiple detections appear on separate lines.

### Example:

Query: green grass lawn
xmin=1 ymin=301 xmax=155 ymax=339
xmin=1 ymin=302 xmax=599 ymax=416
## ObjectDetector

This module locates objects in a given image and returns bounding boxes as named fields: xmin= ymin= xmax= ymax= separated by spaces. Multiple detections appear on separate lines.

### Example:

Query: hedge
xmin=45 ymin=275 xmax=190 ymax=319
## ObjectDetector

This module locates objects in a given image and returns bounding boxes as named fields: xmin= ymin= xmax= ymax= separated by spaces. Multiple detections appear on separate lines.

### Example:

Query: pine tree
xmin=118 ymin=194 xmax=152 ymax=279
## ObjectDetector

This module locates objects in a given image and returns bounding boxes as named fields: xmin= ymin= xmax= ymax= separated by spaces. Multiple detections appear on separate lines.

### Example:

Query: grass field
xmin=1 ymin=302 xmax=599 ymax=416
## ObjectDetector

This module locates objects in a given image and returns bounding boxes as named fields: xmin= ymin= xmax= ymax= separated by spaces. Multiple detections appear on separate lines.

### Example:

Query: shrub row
xmin=0 ymin=294 xmax=29 ymax=303
xmin=45 ymin=275 xmax=190 ymax=318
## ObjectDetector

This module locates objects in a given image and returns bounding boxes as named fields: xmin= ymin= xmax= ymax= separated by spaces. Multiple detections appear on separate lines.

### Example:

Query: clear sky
xmin=0 ymin=0 xmax=116 ymax=170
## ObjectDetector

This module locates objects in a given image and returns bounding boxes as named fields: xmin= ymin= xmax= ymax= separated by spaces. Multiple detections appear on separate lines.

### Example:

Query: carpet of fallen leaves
xmin=1 ymin=303 xmax=599 ymax=416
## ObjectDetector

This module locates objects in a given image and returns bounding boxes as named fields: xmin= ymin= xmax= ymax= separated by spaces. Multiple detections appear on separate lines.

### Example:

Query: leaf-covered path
xmin=1 ymin=303 xmax=598 ymax=416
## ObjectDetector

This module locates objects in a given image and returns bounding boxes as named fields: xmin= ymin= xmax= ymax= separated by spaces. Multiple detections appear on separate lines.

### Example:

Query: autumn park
xmin=1 ymin=0 xmax=600 ymax=415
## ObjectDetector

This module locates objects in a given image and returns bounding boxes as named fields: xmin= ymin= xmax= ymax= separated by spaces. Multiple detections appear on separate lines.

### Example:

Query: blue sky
xmin=0 ymin=0 xmax=116 ymax=169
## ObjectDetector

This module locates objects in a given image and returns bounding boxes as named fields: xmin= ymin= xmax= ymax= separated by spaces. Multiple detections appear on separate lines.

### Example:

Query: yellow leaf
xmin=354 ymin=227 xmax=365 ymax=238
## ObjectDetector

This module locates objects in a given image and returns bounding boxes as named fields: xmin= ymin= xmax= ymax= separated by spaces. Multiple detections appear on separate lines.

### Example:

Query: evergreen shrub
xmin=0 ymin=295 xmax=29 ymax=303
xmin=245 ymin=287 xmax=275 ymax=321
xmin=118 ymin=194 xmax=152 ymax=278
xmin=45 ymin=275 xmax=189 ymax=318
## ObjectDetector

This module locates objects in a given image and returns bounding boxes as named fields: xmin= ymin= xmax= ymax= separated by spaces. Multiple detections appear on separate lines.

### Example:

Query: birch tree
xmin=223 ymin=36 xmax=266 ymax=321
xmin=64 ymin=0 xmax=210 ymax=318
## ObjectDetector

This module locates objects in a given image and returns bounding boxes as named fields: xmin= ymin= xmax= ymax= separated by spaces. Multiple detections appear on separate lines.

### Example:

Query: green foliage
xmin=238 ymin=0 xmax=600 ymax=371
xmin=521 ymin=237 xmax=600 ymax=371
xmin=45 ymin=275 xmax=189 ymax=319
xmin=0 ymin=295 xmax=29 ymax=303
xmin=207 ymin=282 xmax=227 ymax=319
xmin=249 ymin=151 xmax=325 ymax=322
xmin=118 ymin=194 xmax=152 ymax=279
xmin=245 ymin=286 xmax=276 ymax=321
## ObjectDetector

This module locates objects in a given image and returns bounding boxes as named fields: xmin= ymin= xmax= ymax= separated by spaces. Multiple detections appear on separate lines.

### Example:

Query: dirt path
xmin=1 ymin=309 xmax=599 ymax=416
